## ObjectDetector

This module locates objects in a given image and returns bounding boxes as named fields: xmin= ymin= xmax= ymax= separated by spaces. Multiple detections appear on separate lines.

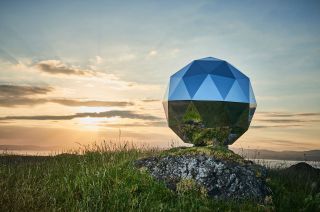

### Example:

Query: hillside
xmin=0 ymin=146 xmax=319 ymax=211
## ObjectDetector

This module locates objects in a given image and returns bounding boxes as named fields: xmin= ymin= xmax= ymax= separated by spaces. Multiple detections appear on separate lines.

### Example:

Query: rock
xmin=286 ymin=162 xmax=320 ymax=174
xmin=280 ymin=162 xmax=320 ymax=188
xmin=135 ymin=147 xmax=271 ymax=202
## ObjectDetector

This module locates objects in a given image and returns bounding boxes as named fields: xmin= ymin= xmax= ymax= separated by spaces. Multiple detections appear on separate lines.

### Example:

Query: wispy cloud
xmin=140 ymin=99 xmax=160 ymax=103
xmin=251 ymin=124 xmax=302 ymax=129
xmin=50 ymin=99 xmax=133 ymax=107
xmin=34 ymin=60 xmax=96 ymax=76
xmin=0 ymin=85 xmax=53 ymax=97
xmin=0 ymin=84 xmax=133 ymax=107
xmin=258 ymin=112 xmax=320 ymax=117
xmin=250 ymin=111 xmax=320 ymax=131
xmin=0 ymin=97 xmax=133 ymax=107
xmin=0 ymin=110 xmax=161 ymax=121
xmin=148 ymin=50 xmax=158 ymax=57
xmin=252 ymin=139 xmax=317 ymax=149
xmin=102 ymin=120 xmax=167 ymax=128
xmin=257 ymin=119 xmax=320 ymax=123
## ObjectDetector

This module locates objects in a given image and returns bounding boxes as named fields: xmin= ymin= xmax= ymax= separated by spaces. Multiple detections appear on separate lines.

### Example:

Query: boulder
xmin=135 ymin=146 xmax=271 ymax=202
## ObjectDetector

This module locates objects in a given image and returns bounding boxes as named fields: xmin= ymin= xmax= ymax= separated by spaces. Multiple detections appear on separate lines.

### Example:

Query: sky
xmin=0 ymin=0 xmax=319 ymax=152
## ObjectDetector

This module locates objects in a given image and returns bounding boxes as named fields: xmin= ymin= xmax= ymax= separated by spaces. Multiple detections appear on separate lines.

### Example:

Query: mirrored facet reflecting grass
xmin=0 ymin=142 xmax=319 ymax=211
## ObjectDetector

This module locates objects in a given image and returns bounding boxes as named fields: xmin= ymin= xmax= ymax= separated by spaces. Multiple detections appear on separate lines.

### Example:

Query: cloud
xmin=258 ymin=119 xmax=315 ymax=123
xmin=255 ymin=139 xmax=315 ymax=148
xmin=0 ymin=98 xmax=47 ymax=107
xmin=251 ymin=124 xmax=302 ymax=129
xmin=50 ymin=99 xmax=133 ymax=107
xmin=102 ymin=120 xmax=167 ymax=127
xmin=0 ymin=97 xmax=133 ymax=107
xmin=0 ymin=110 xmax=161 ymax=121
xmin=253 ymin=111 xmax=320 ymax=126
xmin=0 ymin=85 xmax=53 ymax=97
xmin=141 ymin=99 xmax=160 ymax=102
xmin=148 ymin=50 xmax=158 ymax=57
xmin=92 ymin=56 xmax=103 ymax=64
xmin=258 ymin=112 xmax=320 ymax=117
xmin=34 ymin=60 xmax=96 ymax=76
xmin=0 ymin=84 xmax=133 ymax=107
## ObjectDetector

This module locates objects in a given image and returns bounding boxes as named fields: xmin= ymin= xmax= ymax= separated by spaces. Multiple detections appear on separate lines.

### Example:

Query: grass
xmin=268 ymin=165 xmax=320 ymax=211
xmin=0 ymin=143 xmax=319 ymax=211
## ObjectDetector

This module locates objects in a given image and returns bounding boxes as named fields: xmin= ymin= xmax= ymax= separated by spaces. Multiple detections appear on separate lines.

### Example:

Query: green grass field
xmin=0 ymin=144 xmax=319 ymax=211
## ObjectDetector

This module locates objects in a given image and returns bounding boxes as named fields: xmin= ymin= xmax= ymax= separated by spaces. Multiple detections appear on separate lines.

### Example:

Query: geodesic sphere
xmin=163 ymin=57 xmax=256 ymax=146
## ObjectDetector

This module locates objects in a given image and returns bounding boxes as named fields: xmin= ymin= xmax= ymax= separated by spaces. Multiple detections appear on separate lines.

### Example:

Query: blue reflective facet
xmin=169 ymin=79 xmax=190 ymax=100
xmin=198 ymin=57 xmax=222 ymax=61
xmin=228 ymin=64 xmax=248 ymax=80
xmin=169 ymin=76 xmax=182 ymax=97
xmin=210 ymin=75 xmax=235 ymax=100
xmin=183 ymin=74 xmax=207 ymax=98
xmin=225 ymin=81 xmax=248 ymax=103
xmin=197 ymin=60 xmax=223 ymax=74
xmin=166 ymin=56 xmax=256 ymax=104
xmin=172 ymin=62 xmax=192 ymax=78
xmin=237 ymin=78 xmax=250 ymax=102
xmin=211 ymin=61 xmax=235 ymax=79
xmin=184 ymin=61 xmax=205 ymax=77
xmin=249 ymin=82 xmax=256 ymax=104
xmin=164 ymin=84 xmax=169 ymax=100
xmin=163 ymin=85 xmax=169 ymax=121
xmin=192 ymin=75 xmax=223 ymax=101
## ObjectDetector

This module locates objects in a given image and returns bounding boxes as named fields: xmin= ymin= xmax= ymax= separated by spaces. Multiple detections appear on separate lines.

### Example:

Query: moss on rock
xmin=158 ymin=145 xmax=245 ymax=164
xmin=176 ymin=179 xmax=208 ymax=197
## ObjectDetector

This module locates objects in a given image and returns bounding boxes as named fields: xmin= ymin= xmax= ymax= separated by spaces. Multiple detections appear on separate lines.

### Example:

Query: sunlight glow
xmin=77 ymin=106 xmax=110 ymax=113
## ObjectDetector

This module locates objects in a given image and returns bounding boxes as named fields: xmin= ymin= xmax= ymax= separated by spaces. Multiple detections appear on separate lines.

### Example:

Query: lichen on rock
xmin=135 ymin=146 xmax=271 ymax=202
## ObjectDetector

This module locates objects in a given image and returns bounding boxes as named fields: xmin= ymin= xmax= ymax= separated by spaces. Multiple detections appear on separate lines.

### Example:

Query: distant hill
xmin=232 ymin=148 xmax=320 ymax=161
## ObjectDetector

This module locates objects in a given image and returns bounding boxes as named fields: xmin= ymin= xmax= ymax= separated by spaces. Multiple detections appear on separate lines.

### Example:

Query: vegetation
xmin=158 ymin=145 xmax=245 ymax=163
xmin=181 ymin=123 xmax=231 ymax=146
xmin=0 ymin=143 xmax=319 ymax=211
xmin=178 ymin=101 xmax=231 ymax=146
xmin=268 ymin=163 xmax=320 ymax=211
